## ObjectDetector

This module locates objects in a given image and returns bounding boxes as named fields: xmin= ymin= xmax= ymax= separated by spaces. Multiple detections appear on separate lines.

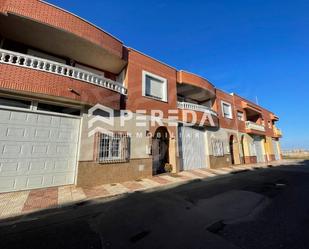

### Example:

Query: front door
xmin=152 ymin=128 xmax=169 ymax=175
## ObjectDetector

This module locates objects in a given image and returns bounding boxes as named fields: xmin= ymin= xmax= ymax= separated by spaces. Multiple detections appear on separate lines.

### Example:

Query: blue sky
xmin=48 ymin=0 xmax=309 ymax=150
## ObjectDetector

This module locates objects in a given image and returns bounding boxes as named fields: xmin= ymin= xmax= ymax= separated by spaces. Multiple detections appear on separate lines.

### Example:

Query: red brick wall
xmin=177 ymin=71 xmax=215 ymax=94
xmin=0 ymin=64 xmax=121 ymax=109
xmin=0 ymin=0 xmax=123 ymax=58
xmin=232 ymin=94 xmax=276 ymax=137
xmin=215 ymin=89 xmax=238 ymax=130
xmin=232 ymin=94 xmax=247 ymax=133
xmin=262 ymin=109 xmax=276 ymax=137
xmin=125 ymin=49 xmax=177 ymax=118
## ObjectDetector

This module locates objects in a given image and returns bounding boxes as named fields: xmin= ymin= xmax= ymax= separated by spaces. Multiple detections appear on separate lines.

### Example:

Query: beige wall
xmin=79 ymin=111 xmax=151 ymax=162
xmin=205 ymin=127 xmax=240 ymax=168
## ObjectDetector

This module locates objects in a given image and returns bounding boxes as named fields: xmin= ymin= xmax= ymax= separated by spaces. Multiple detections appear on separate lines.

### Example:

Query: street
xmin=1 ymin=160 xmax=309 ymax=249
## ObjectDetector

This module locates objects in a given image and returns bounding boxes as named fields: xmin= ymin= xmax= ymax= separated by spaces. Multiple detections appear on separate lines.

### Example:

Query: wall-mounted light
xmin=68 ymin=88 xmax=80 ymax=96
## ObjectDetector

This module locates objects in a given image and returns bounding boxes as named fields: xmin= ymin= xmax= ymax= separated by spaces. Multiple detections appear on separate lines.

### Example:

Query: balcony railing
xmin=0 ymin=49 xmax=127 ymax=95
xmin=274 ymin=126 xmax=282 ymax=137
xmin=245 ymin=121 xmax=265 ymax=132
xmin=177 ymin=101 xmax=217 ymax=116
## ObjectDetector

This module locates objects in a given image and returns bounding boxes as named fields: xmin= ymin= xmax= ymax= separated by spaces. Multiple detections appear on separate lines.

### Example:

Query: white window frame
xmin=98 ymin=133 xmax=130 ymax=163
xmin=221 ymin=101 xmax=233 ymax=119
xmin=237 ymin=111 xmax=244 ymax=121
xmin=142 ymin=70 xmax=168 ymax=102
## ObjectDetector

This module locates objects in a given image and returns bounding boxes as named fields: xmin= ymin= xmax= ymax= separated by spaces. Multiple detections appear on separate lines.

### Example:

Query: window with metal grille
xmin=98 ymin=133 xmax=130 ymax=163
xmin=212 ymin=139 xmax=224 ymax=157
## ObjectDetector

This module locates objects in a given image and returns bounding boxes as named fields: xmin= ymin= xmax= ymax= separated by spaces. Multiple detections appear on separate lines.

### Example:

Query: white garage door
xmin=272 ymin=139 xmax=280 ymax=161
xmin=179 ymin=125 xmax=206 ymax=170
xmin=0 ymin=108 xmax=80 ymax=193
xmin=253 ymin=136 xmax=265 ymax=163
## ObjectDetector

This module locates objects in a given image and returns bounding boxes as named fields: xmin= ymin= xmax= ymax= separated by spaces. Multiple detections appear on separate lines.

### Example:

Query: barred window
xmin=98 ymin=133 xmax=130 ymax=163
xmin=212 ymin=139 xmax=224 ymax=157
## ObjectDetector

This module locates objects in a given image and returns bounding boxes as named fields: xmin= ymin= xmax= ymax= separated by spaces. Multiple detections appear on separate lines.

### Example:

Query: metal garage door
xmin=253 ymin=136 xmax=265 ymax=163
xmin=179 ymin=125 xmax=206 ymax=170
xmin=272 ymin=139 xmax=280 ymax=161
xmin=0 ymin=108 xmax=80 ymax=193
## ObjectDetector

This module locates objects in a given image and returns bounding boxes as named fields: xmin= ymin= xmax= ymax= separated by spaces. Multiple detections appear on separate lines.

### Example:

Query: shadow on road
xmin=0 ymin=160 xmax=308 ymax=249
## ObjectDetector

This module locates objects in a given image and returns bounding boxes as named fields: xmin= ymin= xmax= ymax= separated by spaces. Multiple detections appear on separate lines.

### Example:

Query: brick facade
xmin=0 ymin=0 xmax=283 ymax=188
xmin=0 ymin=0 xmax=123 ymax=58
xmin=0 ymin=64 xmax=121 ymax=109
xmin=125 ymin=48 xmax=178 ymax=118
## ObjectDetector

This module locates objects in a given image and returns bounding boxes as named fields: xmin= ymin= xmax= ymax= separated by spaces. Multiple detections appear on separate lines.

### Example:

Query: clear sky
xmin=48 ymin=0 xmax=309 ymax=150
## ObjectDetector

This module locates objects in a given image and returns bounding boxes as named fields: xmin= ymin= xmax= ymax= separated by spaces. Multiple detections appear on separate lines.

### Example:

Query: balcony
xmin=245 ymin=121 xmax=265 ymax=134
xmin=177 ymin=71 xmax=215 ymax=103
xmin=177 ymin=101 xmax=217 ymax=116
xmin=177 ymin=101 xmax=218 ymax=127
xmin=274 ymin=127 xmax=283 ymax=138
xmin=0 ymin=1 xmax=126 ymax=73
xmin=0 ymin=49 xmax=127 ymax=95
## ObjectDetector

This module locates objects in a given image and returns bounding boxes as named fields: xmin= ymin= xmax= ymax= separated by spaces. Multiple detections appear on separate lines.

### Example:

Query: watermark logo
xmin=87 ymin=104 xmax=216 ymax=137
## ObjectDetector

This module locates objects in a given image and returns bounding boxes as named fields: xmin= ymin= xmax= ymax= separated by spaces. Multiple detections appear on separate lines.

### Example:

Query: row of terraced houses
xmin=0 ymin=0 xmax=282 ymax=193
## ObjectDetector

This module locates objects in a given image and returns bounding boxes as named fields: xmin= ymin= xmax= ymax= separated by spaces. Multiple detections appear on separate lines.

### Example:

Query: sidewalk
xmin=0 ymin=160 xmax=294 ymax=220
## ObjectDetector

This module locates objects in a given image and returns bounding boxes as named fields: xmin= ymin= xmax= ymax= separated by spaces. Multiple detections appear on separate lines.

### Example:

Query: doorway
xmin=152 ymin=127 xmax=170 ymax=175
xmin=229 ymin=135 xmax=235 ymax=164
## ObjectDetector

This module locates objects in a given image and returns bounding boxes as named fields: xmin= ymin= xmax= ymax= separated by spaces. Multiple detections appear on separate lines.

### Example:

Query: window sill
xmin=142 ymin=94 xmax=168 ymax=103
xmin=98 ymin=159 xmax=129 ymax=164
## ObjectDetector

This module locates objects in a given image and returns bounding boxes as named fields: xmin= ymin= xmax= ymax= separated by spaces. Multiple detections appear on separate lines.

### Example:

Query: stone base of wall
xmin=244 ymin=156 xmax=257 ymax=164
xmin=77 ymin=158 xmax=152 ymax=187
xmin=209 ymin=155 xmax=231 ymax=169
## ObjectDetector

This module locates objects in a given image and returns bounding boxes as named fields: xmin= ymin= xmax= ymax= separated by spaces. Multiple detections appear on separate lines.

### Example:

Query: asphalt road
xmin=1 ymin=160 xmax=309 ymax=249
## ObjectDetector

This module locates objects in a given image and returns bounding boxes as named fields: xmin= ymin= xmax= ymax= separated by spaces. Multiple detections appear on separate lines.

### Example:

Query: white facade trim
xmin=142 ymin=70 xmax=168 ymax=102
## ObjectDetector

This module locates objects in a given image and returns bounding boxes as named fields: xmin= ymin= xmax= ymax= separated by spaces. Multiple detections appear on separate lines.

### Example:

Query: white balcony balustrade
xmin=177 ymin=101 xmax=217 ymax=116
xmin=245 ymin=121 xmax=265 ymax=132
xmin=0 ymin=49 xmax=127 ymax=95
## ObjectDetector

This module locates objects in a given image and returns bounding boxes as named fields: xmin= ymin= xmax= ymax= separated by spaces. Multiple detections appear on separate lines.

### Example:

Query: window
xmin=268 ymin=120 xmax=272 ymax=129
xmin=237 ymin=111 xmax=244 ymax=121
xmin=221 ymin=101 xmax=233 ymax=119
xmin=212 ymin=139 xmax=224 ymax=157
xmin=142 ymin=71 xmax=167 ymax=102
xmin=0 ymin=97 xmax=31 ymax=109
xmin=98 ymin=133 xmax=130 ymax=163
xmin=37 ymin=103 xmax=80 ymax=116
